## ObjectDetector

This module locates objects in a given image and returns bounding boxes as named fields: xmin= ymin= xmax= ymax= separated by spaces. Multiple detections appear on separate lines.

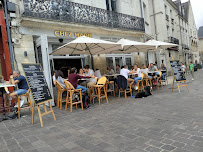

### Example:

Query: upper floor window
xmin=106 ymin=0 xmax=117 ymax=11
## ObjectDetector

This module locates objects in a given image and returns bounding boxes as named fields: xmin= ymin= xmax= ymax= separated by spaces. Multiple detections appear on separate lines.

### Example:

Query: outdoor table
xmin=0 ymin=84 xmax=15 ymax=121
xmin=148 ymin=71 xmax=156 ymax=76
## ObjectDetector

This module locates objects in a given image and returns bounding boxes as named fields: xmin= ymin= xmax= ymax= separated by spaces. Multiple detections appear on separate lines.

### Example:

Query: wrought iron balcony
xmin=169 ymin=37 xmax=179 ymax=45
xmin=23 ymin=0 xmax=145 ymax=32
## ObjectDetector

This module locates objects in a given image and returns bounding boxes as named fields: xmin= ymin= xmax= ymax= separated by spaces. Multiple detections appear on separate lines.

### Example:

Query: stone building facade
xmin=198 ymin=26 xmax=203 ymax=64
xmin=4 ymin=0 xmax=199 ymax=94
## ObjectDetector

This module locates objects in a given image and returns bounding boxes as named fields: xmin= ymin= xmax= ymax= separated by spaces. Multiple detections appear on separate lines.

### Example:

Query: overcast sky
xmin=181 ymin=0 xmax=203 ymax=29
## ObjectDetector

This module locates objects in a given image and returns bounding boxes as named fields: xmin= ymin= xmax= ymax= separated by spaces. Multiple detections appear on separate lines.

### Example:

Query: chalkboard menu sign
xmin=170 ymin=61 xmax=186 ymax=82
xmin=22 ymin=63 xmax=52 ymax=104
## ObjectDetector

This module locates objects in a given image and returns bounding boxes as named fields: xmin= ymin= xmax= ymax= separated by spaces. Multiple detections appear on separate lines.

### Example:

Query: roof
xmin=173 ymin=0 xmax=188 ymax=21
xmin=198 ymin=26 xmax=203 ymax=39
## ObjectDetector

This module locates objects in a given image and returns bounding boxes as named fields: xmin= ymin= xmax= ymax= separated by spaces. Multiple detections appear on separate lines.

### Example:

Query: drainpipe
xmin=152 ymin=0 xmax=157 ymax=40
xmin=139 ymin=0 xmax=143 ymax=18
xmin=3 ymin=0 xmax=14 ymax=70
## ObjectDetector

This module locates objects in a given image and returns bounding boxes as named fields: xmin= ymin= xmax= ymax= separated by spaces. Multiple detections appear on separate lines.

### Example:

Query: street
xmin=0 ymin=70 xmax=203 ymax=152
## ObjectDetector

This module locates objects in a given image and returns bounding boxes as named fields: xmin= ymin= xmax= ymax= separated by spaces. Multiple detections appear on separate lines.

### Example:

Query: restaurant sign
xmin=54 ymin=31 xmax=92 ymax=38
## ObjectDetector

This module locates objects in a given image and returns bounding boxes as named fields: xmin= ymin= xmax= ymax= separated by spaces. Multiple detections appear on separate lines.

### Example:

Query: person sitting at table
xmin=141 ymin=64 xmax=152 ymax=80
xmin=53 ymin=70 xmax=66 ymax=89
xmin=116 ymin=65 xmax=121 ymax=74
xmin=107 ymin=67 xmax=115 ymax=75
xmin=8 ymin=70 xmax=29 ymax=109
xmin=68 ymin=67 xmax=92 ymax=93
xmin=149 ymin=63 xmax=159 ymax=84
xmin=132 ymin=64 xmax=142 ymax=90
xmin=84 ymin=65 xmax=95 ymax=87
xmin=94 ymin=69 xmax=102 ymax=79
xmin=159 ymin=64 xmax=167 ymax=80
xmin=78 ymin=68 xmax=85 ymax=76
xmin=120 ymin=65 xmax=134 ymax=87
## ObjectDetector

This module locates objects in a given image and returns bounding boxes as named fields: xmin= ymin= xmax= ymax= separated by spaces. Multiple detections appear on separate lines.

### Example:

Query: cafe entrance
xmin=53 ymin=59 xmax=82 ymax=77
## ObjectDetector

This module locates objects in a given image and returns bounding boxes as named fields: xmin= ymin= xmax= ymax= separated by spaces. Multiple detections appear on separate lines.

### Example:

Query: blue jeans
xmin=134 ymin=77 xmax=142 ymax=84
xmin=148 ymin=76 xmax=152 ymax=80
xmin=15 ymin=89 xmax=28 ymax=95
xmin=161 ymin=73 xmax=166 ymax=80
xmin=76 ymin=85 xmax=87 ymax=93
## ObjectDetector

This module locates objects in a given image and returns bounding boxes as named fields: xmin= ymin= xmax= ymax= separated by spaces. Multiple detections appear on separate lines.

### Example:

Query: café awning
xmin=50 ymin=36 xmax=122 ymax=55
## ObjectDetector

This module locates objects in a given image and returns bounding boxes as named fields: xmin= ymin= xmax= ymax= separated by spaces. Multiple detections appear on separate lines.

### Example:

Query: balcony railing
xmin=169 ymin=37 xmax=179 ymax=45
xmin=23 ymin=0 xmax=145 ymax=32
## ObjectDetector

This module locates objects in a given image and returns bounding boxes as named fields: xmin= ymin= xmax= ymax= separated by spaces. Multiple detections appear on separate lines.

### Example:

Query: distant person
xmin=107 ymin=67 xmax=115 ymax=75
xmin=159 ymin=64 xmax=167 ymax=80
xmin=116 ymin=65 xmax=121 ymax=74
xmin=189 ymin=61 xmax=194 ymax=80
xmin=181 ymin=62 xmax=186 ymax=74
xmin=53 ymin=70 xmax=66 ymax=88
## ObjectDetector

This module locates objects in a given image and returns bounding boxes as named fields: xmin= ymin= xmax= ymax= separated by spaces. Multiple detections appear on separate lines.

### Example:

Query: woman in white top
xmin=53 ymin=70 xmax=66 ymax=89
xmin=133 ymin=64 xmax=142 ymax=90
xmin=141 ymin=64 xmax=152 ymax=80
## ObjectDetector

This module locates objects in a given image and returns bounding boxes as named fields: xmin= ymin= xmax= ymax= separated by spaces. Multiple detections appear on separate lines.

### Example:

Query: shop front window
xmin=115 ymin=57 xmax=123 ymax=67
xmin=106 ymin=57 xmax=114 ymax=69
xmin=125 ymin=57 xmax=132 ymax=68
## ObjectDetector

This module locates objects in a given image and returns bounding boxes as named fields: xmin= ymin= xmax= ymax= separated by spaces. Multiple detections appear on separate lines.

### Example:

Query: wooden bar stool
xmin=137 ymin=73 xmax=144 ymax=92
xmin=64 ymin=80 xmax=83 ymax=112
xmin=91 ymin=77 xmax=108 ymax=105
xmin=106 ymin=80 xmax=115 ymax=96
xmin=156 ymin=71 xmax=163 ymax=90
xmin=55 ymin=81 xmax=66 ymax=110
xmin=143 ymin=73 xmax=153 ymax=92
xmin=16 ymin=89 xmax=33 ymax=118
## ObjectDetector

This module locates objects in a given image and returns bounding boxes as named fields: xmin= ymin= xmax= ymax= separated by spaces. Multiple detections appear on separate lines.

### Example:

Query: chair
xmin=117 ymin=75 xmax=132 ymax=98
xmin=16 ymin=89 xmax=33 ymax=118
xmin=156 ymin=71 xmax=163 ymax=90
xmin=64 ymin=80 xmax=83 ymax=112
xmin=55 ymin=81 xmax=66 ymax=110
xmin=91 ymin=76 xmax=108 ymax=105
xmin=143 ymin=73 xmax=153 ymax=92
xmin=161 ymin=71 xmax=168 ymax=85
xmin=106 ymin=80 xmax=115 ymax=96
xmin=137 ymin=73 xmax=144 ymax=92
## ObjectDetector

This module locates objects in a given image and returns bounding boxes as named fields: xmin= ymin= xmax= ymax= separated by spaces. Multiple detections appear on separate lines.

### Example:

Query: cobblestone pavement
xmin=0 ymin=70 xmax=203 ymax=152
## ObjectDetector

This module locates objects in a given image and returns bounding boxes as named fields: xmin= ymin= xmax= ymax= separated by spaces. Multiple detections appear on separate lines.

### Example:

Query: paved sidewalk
xmin=0 ymin=70 xmax=203 ymax=152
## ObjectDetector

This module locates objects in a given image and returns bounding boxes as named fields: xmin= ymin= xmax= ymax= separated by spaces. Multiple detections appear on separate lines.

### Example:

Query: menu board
xmin=22 ymin=63 xmax=52 ymax=104
xmin=170 ymin=61 xmax=186 ymax=82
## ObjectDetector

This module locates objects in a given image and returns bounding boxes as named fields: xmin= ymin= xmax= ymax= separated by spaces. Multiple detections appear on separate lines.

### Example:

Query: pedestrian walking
xmin=189 ymin=61 xmax=194 ymax=80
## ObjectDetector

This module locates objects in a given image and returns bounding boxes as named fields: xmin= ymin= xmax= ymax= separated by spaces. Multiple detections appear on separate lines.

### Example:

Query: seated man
xmin=132 ymin=64 xmax=142 ymax=90
xmin=120 ymin=65 xmax=134 ymax=87
xmin=107 ymin=67 xmax=115 ymax=75
xmin=8 ymin=70 xmax=29 ymax=108
xmin=68 ymin=67 xmax=92 ymax=93
xmin=84 ymin=65 xmax=95 ymax=87
xmin=149 ymin=63 xmax=159 ymax=84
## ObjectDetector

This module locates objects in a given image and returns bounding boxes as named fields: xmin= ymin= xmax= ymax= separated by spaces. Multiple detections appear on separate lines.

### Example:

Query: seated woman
xmin=132 ymin=64 xmax=142 ymax=90
xmin=141 ymin=64 xmax=152 ymax=80
xmin=159 ymin=64 xmax=167 ymax=80
xmin=53 ymin=70 xmax=66 ymax=89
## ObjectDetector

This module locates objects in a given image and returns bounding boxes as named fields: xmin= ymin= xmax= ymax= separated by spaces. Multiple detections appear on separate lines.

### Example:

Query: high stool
xmin=55 ymin=81 xmax=66 ymax=109
xmin=137 ymin=73 xmax=144 ymax=92
xmin=16 ymin=89 xmax=33 ymax=118
xmin=106 ymin=80 xmax=115 ymax=96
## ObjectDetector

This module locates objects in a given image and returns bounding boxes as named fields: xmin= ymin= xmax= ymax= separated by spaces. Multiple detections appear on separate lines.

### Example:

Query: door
xmin=35 ymin=35 xmax=54 ymax=106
